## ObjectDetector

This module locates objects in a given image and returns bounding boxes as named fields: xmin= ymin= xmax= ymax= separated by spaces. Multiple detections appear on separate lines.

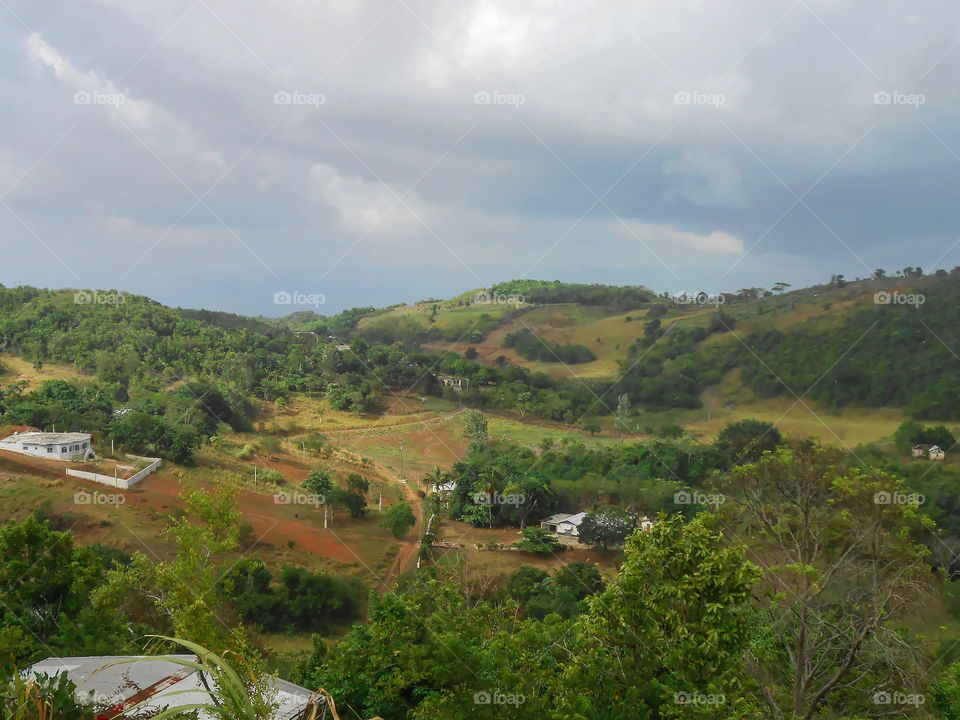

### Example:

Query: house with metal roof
xmin=540 ymin=511 xmax=588 ymax=538
xmin=26 ymin=655 xmax=321 ymax=719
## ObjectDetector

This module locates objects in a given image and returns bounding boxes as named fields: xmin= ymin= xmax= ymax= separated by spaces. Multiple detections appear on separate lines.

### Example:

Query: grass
xmin=0 ymin=353 xmax=86 ymax=389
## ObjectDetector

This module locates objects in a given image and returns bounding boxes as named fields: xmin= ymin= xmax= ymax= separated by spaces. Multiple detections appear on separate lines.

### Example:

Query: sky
xmin=1 ymin=0 xmax=959 ymax=315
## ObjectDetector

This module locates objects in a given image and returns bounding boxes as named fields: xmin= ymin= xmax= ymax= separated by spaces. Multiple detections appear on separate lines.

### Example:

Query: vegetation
xmin=503 ymin=328 xmax=597 ymax=364
xmin=383 ymin=501 xmax=416 ymax=539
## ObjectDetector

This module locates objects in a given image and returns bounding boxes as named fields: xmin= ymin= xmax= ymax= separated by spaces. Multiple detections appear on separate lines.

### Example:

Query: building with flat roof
xmin=0 ymin=431 xmax=95 ymax=461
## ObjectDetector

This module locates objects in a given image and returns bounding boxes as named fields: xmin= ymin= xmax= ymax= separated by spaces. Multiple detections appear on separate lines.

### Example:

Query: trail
xmin=374 ymin=457 xmax=424 ymax=594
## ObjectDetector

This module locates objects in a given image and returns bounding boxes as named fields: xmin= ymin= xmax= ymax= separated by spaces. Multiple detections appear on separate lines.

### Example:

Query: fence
xmin=65 ymin=454 xmax=162 ymax=489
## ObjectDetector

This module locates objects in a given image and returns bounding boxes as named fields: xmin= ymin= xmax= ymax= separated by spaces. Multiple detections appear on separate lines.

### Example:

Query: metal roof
xmin=27 ymin=655 xmax=317 ymax=720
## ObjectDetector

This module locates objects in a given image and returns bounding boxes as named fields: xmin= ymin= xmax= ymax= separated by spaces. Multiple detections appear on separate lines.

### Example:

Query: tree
xmin=873 ymin=268 xmax=886 ymax=279
xmin=327 ymin=487 xmax=366 ymax=519
xmin=513 ymin=527 xmax=562 ymax=554
xmin=581 ymin=418 xmax=601 ymax=436
xmin=383 ymin=501 xmax=416 ymax=539
xmin=303 ymin=467 xmax=333 ymax=496
xmin=894 ymin=420 xmax=956 ymax=453
xmin=462 ymin=409 xmax=488 ymax=453
xmin=555 ymin=514 xmax=760 ymax=719
xmin=714 ymin=418 xmax=781 ymax=466
xmin=92 ymin=483 xmax=249 ymax=654
xmin=717 ymin=442 xmax=937 ymax=720
xmin=259 ymin=435 xmax=282 ymax=460
xmin=346 ymin=472 xmax=369 ymax=498
xmin=576 ymin=506 xmax=635 ymax=550
xmin=0 ymin=514 xmax=130 ymax=672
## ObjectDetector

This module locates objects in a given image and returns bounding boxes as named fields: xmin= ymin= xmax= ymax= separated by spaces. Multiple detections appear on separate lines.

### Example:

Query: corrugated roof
xmin=26 ymin=655 xmax=317 ymax=720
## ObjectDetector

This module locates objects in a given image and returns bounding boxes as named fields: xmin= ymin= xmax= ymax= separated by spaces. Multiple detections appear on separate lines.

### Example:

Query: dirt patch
xmin=99 ymin=470 xmax=363 ymax=564
xmin=0 ymin=450 xmax=68 ymax=479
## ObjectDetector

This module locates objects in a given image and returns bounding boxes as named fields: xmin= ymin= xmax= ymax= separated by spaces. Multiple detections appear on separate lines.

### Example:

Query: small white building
xmin=0 ymin=431 xmax=95 ymax=461
xmin=541 ymin=511 xmax=588 ymax=538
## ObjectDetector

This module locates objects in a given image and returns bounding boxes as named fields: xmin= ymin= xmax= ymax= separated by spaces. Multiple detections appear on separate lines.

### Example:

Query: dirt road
xmin=374 ymin=458 xmax=425 ymax=593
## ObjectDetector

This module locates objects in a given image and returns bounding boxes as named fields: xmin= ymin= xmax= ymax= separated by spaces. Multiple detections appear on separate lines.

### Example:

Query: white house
xmin=0 ymin=431 xmax=95 ymax=461
xmin=26 ymin=655 xmax=318 ymax=719
xmin=541 ymin=511 xmax=587 ymax=538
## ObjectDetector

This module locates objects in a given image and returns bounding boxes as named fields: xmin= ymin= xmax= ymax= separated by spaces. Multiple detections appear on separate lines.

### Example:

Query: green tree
xmin=0 ymin=514 xmax=130 ymax=672
xmin=346 ymin=472 xmax=369 ymax=498
xmin=462 ymin=409 xmax=488 ymax=453
xmin=383 ymin=501 xmax=416 ymax=539
xmin=717 ymin=442 xmax=937 ymax=720
xmin=303 ymin=467 xmax=333 ymax=496
xmin=513 ymin=526 xmax=562 ymax=554
xmin=714 ymin=418 xmax=781 ymax=466
xmin=577 ymin=505 xmax=635 ymax=550
xmin=553 ymin=514 xmax=760 ymax=719
xmin=93 ymin=483 xmax=249 ymax=654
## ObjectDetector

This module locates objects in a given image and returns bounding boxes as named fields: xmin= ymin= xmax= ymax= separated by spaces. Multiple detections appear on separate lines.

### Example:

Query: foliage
xmin=383 ymin=501 xmax=416 ymax=539
xmin=314 ymin=515 xmax=758 ymax=720
xmin=461 ymin=409 xmax=488 ymax=453
xmin=512 ymin=526 xmax=563 ymax=554
xmin=576 ymin=505 xmax=635 ymax=549
xmin=1 ymin=671 xmax=95 ymax=719
xmin=713 ymin=418 xmax=782 ymax=465
xmin=716 ymin=441 xmax=938 ymax=719
xmin=92 ymin=483 xmax=249 ymax=654
xmin=503 ymin=329 xmax=597 ymax=364
xmin=489 ymin=280 xmax=653 ymax=310
xmin=893 ymin=420 xmax=956 ymax=453
xmin=221 ymin=560 xmax=362 ymax=632
xmin=0 ymin=514 xmax=132 ymax=673
xmin=303 ymin=467 xmax=334 ymax=496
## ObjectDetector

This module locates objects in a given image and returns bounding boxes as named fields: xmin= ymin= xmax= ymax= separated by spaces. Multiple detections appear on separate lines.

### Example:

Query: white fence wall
xmin=65 ymin=454 xmax=162 ymax=490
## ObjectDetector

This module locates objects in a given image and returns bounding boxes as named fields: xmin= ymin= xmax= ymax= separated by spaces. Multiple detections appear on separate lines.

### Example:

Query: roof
xmin=26 ymin=655 xmax=316 ymax=720
xmin=558 ymin=512 xmax=588 ymax=527
xmin=542 ymin=512 xmax=588 ymax=526
xmin=0 ymin=431 xmax=91 ymax=445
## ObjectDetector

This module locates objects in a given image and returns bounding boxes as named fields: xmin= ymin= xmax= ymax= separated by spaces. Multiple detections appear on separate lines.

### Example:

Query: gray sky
xmin=1 ymin=0 xmax=959 ymax=314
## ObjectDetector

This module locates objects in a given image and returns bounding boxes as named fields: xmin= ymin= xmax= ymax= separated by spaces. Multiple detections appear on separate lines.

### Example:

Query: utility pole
xmin=378 ymin=493 xmax=382 ymax=512
xmin=400 ymin=443 xmax=404 ymax=481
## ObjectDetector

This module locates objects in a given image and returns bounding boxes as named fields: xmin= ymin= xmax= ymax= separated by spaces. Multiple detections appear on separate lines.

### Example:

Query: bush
xmin=513 ymin=526 xmax=563 ymax=554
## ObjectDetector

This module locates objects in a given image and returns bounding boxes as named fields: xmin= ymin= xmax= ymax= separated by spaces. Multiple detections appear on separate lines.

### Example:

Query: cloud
xmin=662 ymin=149 xmax=745 ymax=207
xmin=309 ymin=163 xmax=430 ymax=240
xmin=2 ymin=0 xmax=960 ymax=312
xmin=619 ymin=220 xmax=744 ymax=256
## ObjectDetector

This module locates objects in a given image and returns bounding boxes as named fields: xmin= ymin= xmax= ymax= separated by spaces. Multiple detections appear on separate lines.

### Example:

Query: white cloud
xmin=309 ymin=163 xmax=429 ymax=239
xmin=620 ymin=220 xmax=744 ymax=255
